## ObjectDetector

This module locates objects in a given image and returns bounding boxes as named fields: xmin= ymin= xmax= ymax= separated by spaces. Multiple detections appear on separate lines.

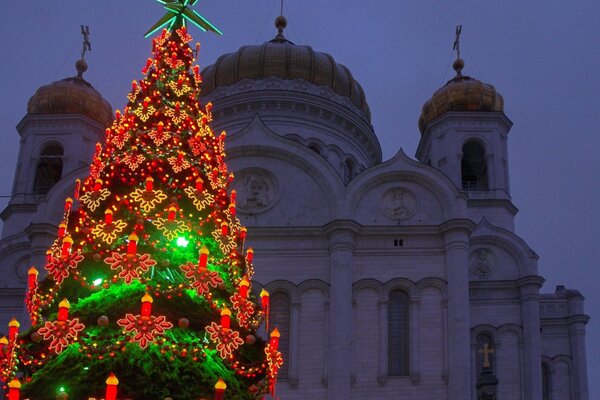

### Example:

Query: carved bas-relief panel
xmin=469 ymin=249 xmax=497 ymax=279
xmin=379 ymin=187 xmax=418 ymax=221
xmin=231 ymin=168 xmax=280 ymax=215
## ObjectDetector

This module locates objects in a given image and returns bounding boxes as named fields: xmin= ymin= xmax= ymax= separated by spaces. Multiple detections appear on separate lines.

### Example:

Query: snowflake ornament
xmin=130 ymin=188 xmax=168 ymax=213
xmin=45 ymin=252 xmax=84 ymax=285
xmin=122 ymin=151 xmax=145 ymax=171
xmin=37 ymin=318 xmax=85 ymax=354
xmin=183 ymin=186 xmax=215 ymax=211
xmin=230 ymin=292 xmax=255 ymax=328
xmin=148 ymin=127 xmax=171 ymax=146
xmin=91 ymin=219 xmax=128 ymax=245
xmin=117 ymin=313 xmax=173 ymax=349
xmin=188 ymin=134 xmax=207 ymax=156
xmin=168 ymin=152 xmax=191 ymax=173
xmin=152 ymin=218 xmax=190 ymax=241
xmin=80 ymin=188 xmax=111 ymax=212
xmin=104 ymin=252 xmax=157 ymax=284
xmin=212 ymin=229 xmax=236 ymax=254
xmin=205 ymin=322 xmax=245 ymax=359
xmin=179 ymin=262 xmax=223 ymax=296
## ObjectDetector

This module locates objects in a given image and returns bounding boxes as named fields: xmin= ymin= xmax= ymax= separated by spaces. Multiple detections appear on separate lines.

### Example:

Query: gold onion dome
xmin=27 ymin=59 xmax=113 ymax=127
xmin=418 ymin=58 xmax=504 ymax=134
xmin=201 ymin=16 xmax=371 ymax=121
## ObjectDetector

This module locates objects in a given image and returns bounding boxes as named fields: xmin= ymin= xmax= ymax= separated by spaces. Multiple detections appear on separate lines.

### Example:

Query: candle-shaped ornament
xmin=57 ymin=223 xmax=67 ymax=238
xmin=145 ymin=176 xmax=154 ymax=191
xmin=27 ymin=266 xmax=38 ymax=289
xmin=230 ymin=189 xmax=237 ymax=202
xmin=167 ymin=206 xmax=177 ymax=221
xmin=141 ymin=293 xmax=153 ymax=317
xmin=7 ymin=378 xmax=21 ymax=400
xmin=214 ymin=378 xmax=227 ymax=400
xmin=246 ymin=247 xmax=254 ymax=263
xmin=74 ymin=178 xmax=81 ymax=199
xmin=61 ymin=236 xmax=73 ymax=257
xmin=0 ymin=336 xmax=8 ymax=355
xmin=220 ymin=307 xmax=232 ymax=330
xmin=199 ymin=246 xmax=209 ymax=270
xmin=239 ymin=277 xmax=250 ymax=299
xmin=228 ymin=202 xmax=236 ymax=216
xmin=105 ymin=372 xmax=119 ymax=400
xmin=195 ymin=177 xmax=204 ymax=191
xmin=240 ymin=227 xmax=247 ymax=241
xmin=127 ymin=233 xmax=139 ymax=255
xmin=270 ymin=327 xmax=280 ymax=351
xmin=105 ymin=209 xmax=114 ymax=225
xmin=261 ymin=288 xmax=270 ymax=331
xmin=46 ymin=249 xmax=53 ymax=263
xmin=57 ymin=298 xmax=70 ymax=322
xmin=8 ymin=318 xmax=20 ymax=341
xmin=64 ymin=197 xmax=73 ymax=212
xmin=93 ymin=179 xmax=102 ymax=191
xmin=220 ymin=221 xmax=228 ymax=236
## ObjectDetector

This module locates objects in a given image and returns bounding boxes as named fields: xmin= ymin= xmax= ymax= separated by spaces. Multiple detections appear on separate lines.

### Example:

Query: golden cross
xmin=453 ymin=25 xmax=462 ymax=60
xmin=478 ymin=342 xmax=494 ymax=368
xmin=80 ymin=25 xmax=91 ymax=59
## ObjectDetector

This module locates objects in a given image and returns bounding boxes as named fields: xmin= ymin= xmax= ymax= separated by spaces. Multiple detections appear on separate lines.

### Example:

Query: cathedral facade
xmin=0 ymin=19 xmax=589 ymax=400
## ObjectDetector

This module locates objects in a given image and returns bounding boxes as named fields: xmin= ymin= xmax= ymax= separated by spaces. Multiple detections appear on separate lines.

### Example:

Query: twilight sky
xmin=1 ymin=0 xmax=599 ymax=396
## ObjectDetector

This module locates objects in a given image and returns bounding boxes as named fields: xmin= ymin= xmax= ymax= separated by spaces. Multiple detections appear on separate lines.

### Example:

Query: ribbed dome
xmin=419 ymin=59 xmax=504 ymax=134
xmin=27 ymin=60 xmax=113 ymax=127
xmin=201 ymin=17 xmax=371 ymax=121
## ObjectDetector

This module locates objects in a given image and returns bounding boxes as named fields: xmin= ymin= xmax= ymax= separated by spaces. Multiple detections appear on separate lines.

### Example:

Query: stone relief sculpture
xmin=233 ymin=168 xmax=280 ymax=214
xmin=380 ymin=187 xmax=418 ymax=220
xmin=469 ymin=249 xmax=497 ymax=278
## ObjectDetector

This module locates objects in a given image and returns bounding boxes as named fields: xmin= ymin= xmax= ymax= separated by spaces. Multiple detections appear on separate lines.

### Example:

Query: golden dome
xmin=27 ymin=60 xmax=113 ymax=127
xmin=201 ymin=17 xmax=371 ymax=121
xmin=418 ymin=59 xmax=504 ymax=134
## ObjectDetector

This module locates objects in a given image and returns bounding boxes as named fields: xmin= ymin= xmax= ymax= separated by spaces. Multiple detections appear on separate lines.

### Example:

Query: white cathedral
xmin=0 ymin=17 xmax=590 ymax=400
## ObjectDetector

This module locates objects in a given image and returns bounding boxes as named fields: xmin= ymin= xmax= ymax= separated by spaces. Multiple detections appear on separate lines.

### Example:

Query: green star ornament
xmin=145 ymin=0 xmax=223 ymax=38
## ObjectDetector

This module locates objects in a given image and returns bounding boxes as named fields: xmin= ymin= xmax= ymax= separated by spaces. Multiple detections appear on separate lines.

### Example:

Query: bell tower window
xmin=33 ymin=143 xmax=64 ymax=195
xmin=461 ymin=140 xmax=488 ymax=190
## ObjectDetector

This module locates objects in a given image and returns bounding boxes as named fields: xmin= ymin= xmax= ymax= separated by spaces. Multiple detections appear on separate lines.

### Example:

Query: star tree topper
xmin=145 ymin=0 xmax=223 ymax=38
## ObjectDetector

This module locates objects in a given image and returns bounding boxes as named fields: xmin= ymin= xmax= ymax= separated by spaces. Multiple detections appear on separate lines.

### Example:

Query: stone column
xmin=378 ymin=299 xmax=388 ymax=385
xmin=517 ymin=275 xmax=544 ymax=400
xmin=441 ymin=220 xmax=473 ymax=400
xmin=289 ymin=300 xmax=301 ymax=387
xmin=567 ymin=294 xmax=590 ymax=400
xmin=325 ymin=222 xmax=358 ymax=400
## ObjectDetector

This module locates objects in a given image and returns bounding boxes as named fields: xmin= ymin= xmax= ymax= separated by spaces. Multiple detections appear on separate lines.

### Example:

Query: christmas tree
xmin=0 ymin=3 xmax=282 ymax=399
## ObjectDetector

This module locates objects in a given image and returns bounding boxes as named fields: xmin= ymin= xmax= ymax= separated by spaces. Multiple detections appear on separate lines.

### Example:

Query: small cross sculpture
xmin=81 ymin=25 xmax=91 ymax=59
xmin=478 ymin=342 xmax=495 ymax=369
xmin=453 ymin=24 xmax=462 ymax=60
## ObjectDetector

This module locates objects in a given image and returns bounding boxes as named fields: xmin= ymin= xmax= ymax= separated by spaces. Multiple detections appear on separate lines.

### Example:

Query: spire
xmin=271 ymin=0 xmax=292 ymax=44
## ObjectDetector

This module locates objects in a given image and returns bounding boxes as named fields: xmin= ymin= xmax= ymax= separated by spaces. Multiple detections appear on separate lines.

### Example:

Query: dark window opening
xmin=271 ymin=292 xmax=291 ymax=379
xmin=388 ymin=290 xmax=409 ymax=376
xmin=33 ymin=144 xmax=64 ymax=195
xmin=461 ymin=141 xmax=488 ymax=191
xmin=393 ymin=239 xmax=404 ymax=247
xmin=542 ymin=362 xmax=551 ymax=400
xmin=476 ymin=333 xmax=495 ymax=377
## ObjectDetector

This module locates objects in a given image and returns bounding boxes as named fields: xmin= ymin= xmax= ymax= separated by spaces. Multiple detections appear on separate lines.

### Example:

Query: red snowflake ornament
xmin=205 ymin=322 xmax=245 ymax=359
xmin=45 ymin=252 xmax=84 ymax=285
xmin=117 ymin=314 xmax=173 ymax=349
xmin=179 ymin=262 xmax=223 ymax=296
xmin=230 ymin=292 xmax=255 ymax=328
xmin=37 ymin=318 xmax=85 ymax=354
xmin=104 ymin=252 xmax=157 ymax=284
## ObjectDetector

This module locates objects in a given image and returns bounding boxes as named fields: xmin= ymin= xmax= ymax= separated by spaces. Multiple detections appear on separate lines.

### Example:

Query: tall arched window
xmin=33 ymin=143 xmax=64 ymax=195
xmin=476 ymin=333 xmax=495 ymax=377
xmin=542 ymin=362 xmax=551 ymax=400
xmin=461 ymin=141 xmax=488 ymax=190
xmin=388 ymin=290 xmax=409 ymax=376
xmin=270 ymin=292 xmax=291 ymax=379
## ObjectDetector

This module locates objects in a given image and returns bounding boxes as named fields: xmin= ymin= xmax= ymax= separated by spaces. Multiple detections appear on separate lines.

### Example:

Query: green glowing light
xmin=92 ymin=278 xmax=103 ymax=286
xmin=57 ymin=386 xmax=67 ymax=393
xmin=176 ymin=236 xmax=190 ymax=247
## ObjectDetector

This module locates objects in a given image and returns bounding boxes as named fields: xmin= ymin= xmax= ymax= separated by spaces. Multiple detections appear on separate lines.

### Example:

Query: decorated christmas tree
xmin=0 ymin=3 xmax=282 ymax=399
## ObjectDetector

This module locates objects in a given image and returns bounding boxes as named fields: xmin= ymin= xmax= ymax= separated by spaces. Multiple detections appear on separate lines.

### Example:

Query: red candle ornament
xmin=195 ymin=177 xmax=204 ymax=191
xmin=270 ymin=327 xmax=280 ymax=350
xmin=61 ymin=236 xmax=73 ymax=257
xmin=167 ymin=206 xmax=177 ymax=221
xmin=127 ymin=233 xmax=139 ymax=255
xmin=221 ymin=221 xmax=228 ymax=236
xmin=230 ymin=189 xmax=237 ymax=202
xmin=246 ymin=247 xmax=254 ymax=263
xmin=132 ymin=80 xmax=138 ymax=91
xmin=93 ymin=179 xmax=102 ymax=191
xmin=74 ymin=178 xmax=81 ymax=199
xmin=105 ymin=209 xmax=114 ymax=225
xmin=141 ymin=293 xmax=153 ymax=317
xmin=64 ymin=197 xmax=73 ymax=212
xmin=57 ymin=223 xmax=67 ymax=238
xmin=0 ymin=336 xmax=8 ymax=355
xmin=228 ymin=202 xmax=236 ymax=216
xmin=7 ymin=378 xmax=21 ymax=400
xmin=46 ymin=249 xmax=52 ymax=263
xmin=27 ymin=266 xmax=38 ymax=289
xmin=8 ymin=318 xmax=20 ymax=341
xmin=261 ymin=288 xmax=270 ymax=331
xmin=240 ymin=227 xmax=247 ymax=241
xmin=220 ymin=307 xmax=232 ymax=330
xmin=105 ymin=372 xmax=119 ymax=400
xmin=199 ymin=246 xmax=209 ymax=270
xmin=239 ymin=278 xmax=250 ymax=299
xmin=145 ymin=176 xmax=154 ymax=191
xmin=57 ymin=298 xmax=70 ymax=322
xmin=215 ymin=378 xmax=227 ymax=400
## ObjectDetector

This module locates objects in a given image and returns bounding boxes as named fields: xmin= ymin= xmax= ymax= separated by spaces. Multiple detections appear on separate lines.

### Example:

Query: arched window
xmin=270 ymin=292 xmax=291 ymax=379
xmin=388 ymin=290 xmax=409 ymax=376
xmin=461 ymin=141 xmax=488 ymax=190
xmin=33 ymin=143 xmax=64 ymax=195
xmin=542 ymin=362 xmax=551 ymax=400
xmin=476 ymin=333 xmax=495 ymax=376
